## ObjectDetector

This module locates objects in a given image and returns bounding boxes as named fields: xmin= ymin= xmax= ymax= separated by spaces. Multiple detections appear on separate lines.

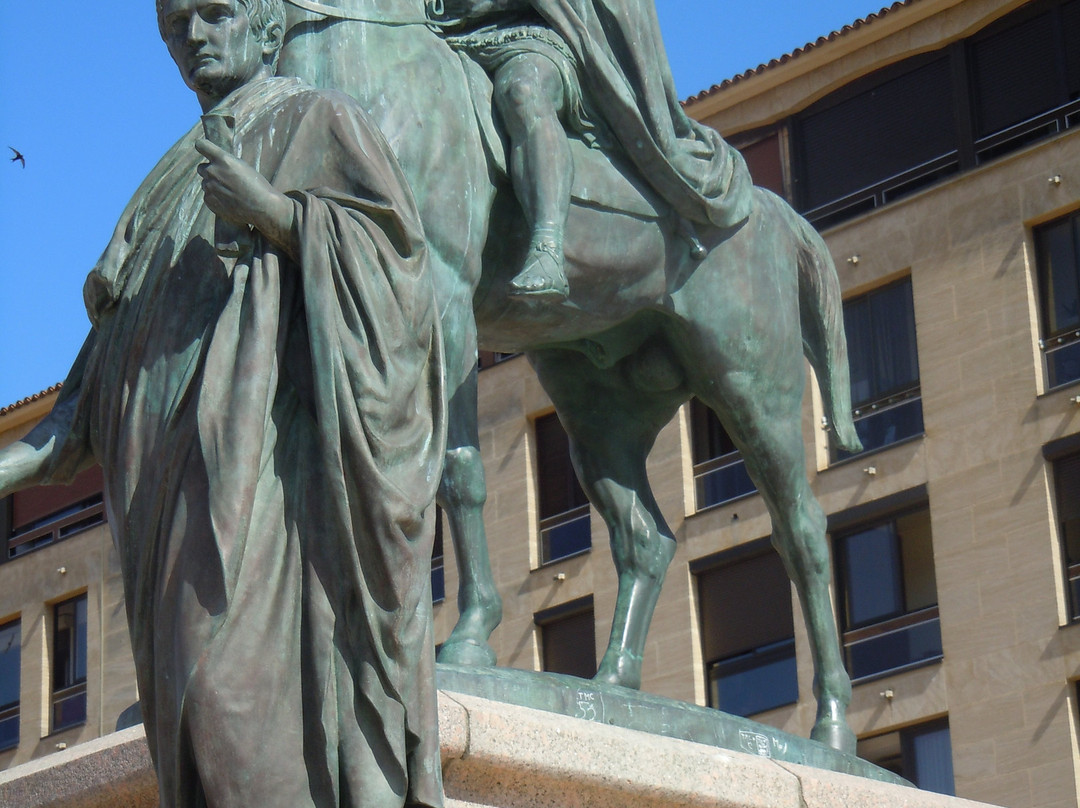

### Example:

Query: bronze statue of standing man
xmin=0 ymin=0 xmax=446 ymax=805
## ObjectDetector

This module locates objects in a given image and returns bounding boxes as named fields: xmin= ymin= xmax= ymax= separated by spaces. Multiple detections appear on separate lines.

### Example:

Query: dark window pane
xmin=798 ymin=56 xmax=956 ymax=211
xmin=859 ymin=719 xmax=954 ymax=794
xmin=0 ymin=621 xmax=18 ymax=711
xmin=535 ymin=414 xmax=591 ymax=563
xmin=905 ymin=722 xmax=956 ymax=796
xmin=535 ymin=414 xmax=589 ymax=519
xmin=709 ymin=638 xmax=798 ymax=717
xmin=1036 ymin=215 xmax=1080 ymax=335
xmin=431 ymin=509 xmax=445 ymax=603
xmin=0 ymin=620 xmax=18 ymax=751
xmin=1054 ymin=453 xmax=1080 ymax=621
xmin=698 ymin=546 xmax=798 ymax=716
xmin=691 ymin=400 xmax=756 ymax=508
xmin=739 ymin=132 xmax=785 ymax=196
xmin=971 ymin=11 xmax=1064 ymax=137
xmin=53 ymin=595 xmax=88 ymax=731
xmin=1065 ymin=0 xmax=1080 ymax=99
xmin=836 ymin=508 xmax=941 ymax=680
xmin=836 ymin=279 xmax=922 ymax=460
xmin=1035 ymin=212 xmax=1080 ymax=389
xmin=0 ymin=713 xmax=17 ymax=752
xmin=541 ymin=509 xmax=591 ymax=562
xmin=838 ymin=398 xmax=924 ymax=460
xmin=840 ymin=524 xmax=904 ymax=627
xmin=1046 ymin=340 xmax=1080 ymax=388
xmin=540 ymin=604 xmax=596 ymax=679
xmin=696 ymin=463 xmax=757 ymax=509
xmin=52 ymin=689 xmax=87 ymax=731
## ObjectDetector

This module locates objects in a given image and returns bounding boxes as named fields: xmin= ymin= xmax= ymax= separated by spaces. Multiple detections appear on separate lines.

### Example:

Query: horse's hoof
xmin=593 ymin=651 xmax=643 ymax=690
xmin=811 ymin=718 xmax=857 ymax=756
xmin=437 ymin=637 xmax=497 ymax=667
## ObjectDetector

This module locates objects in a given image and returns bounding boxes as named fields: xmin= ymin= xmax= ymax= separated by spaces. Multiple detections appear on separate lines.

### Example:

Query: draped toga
xmin=38 ymin=76 xmax=445 ymax=808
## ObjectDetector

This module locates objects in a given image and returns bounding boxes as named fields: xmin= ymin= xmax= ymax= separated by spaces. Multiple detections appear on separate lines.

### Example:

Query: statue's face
xmin=160 ymin=0 xmax=268 ymax=104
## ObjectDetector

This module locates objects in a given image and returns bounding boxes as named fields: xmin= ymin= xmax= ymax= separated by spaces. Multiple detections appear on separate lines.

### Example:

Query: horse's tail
xmin=786 ymin=201 xmax=862 ymax=453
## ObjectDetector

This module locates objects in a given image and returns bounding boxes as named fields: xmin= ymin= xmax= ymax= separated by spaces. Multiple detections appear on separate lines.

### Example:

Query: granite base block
xmin=1 ymin=685 xmax=1005 ymax=808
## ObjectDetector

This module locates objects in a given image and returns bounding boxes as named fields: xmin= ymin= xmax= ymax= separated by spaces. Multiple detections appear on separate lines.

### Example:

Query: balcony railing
xmin=844 ymin=605 xmax=943 ymax=682
xmin=0 ymin=703 xmax=18 ymax=751
xmin=51 ymin=681 xmax=87 ymax=732
xmin=7 ymin=497 xmax=106 ymax=559
xmin=833 ymin=387 xmax=923 ymax=462
xmin=539 ymin=504 xmax=591 ymax=564
xmin=1040 ymin=329 xmax=1080 ymax=390
xmin=804 ymin=98 xmax=1080 ymax=230
xmin=693 ymin=452 xmax=756 ymax=510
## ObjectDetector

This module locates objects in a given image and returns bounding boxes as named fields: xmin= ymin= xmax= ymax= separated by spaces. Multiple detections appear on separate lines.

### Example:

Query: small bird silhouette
xmin=9 ymin=147 xmax=25 ymax=168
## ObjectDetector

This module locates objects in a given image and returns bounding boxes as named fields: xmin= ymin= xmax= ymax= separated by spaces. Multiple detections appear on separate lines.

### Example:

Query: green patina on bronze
xmin=278 ymin=0 xmax=862 ymax=757
xmin=437 ymin=664 xmax=910 ymax=786
xmin=0 ymin=1 xmax=444 ymax=805
xmin=0 ymin=0 xmax=874 ymax=804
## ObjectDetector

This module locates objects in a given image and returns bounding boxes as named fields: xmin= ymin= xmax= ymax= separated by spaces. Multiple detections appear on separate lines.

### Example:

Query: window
xmin=536 ymin=597 xmax=596 ymax=679
xmin=52 ymin=595 xmax=88 ymax=732
xmin=1052 ymin=451 xmax=1080 ymax=620
xmin=478 ymin=350 xmax=519 ymax=370
xmin=834 ymin=506 xmax=942 ymax=681
xmin=4 ymin=465 xmax=106 ymax=561
xmin=735 ymin=131 xmax=785 ymax=197
xmin=431 ymin=507 xmax=445 ymax=604
xmin=534 ymin=413 xmax=590 ymax=563
xmin=694 ymin=542 xmax=798 ymax=717
xmin=836 ymin=278 xmax=923 ymax=461
xmin=858 ymin=719 xmax=955 ymax=795
xmin=795 ymin=54 xmax=959 ymax=226
xmin=791 ymin=0 xmax=1080 ymax=228
xmin=690 ymin=399 xmax=756 ymax=509
xmin=0 ymin=620 xmax=19 ymax=752
xmin=1035 ymin=211 xmax=1080 ymax=389
xmin=968 ymin=0 xmax=1080 ymax=161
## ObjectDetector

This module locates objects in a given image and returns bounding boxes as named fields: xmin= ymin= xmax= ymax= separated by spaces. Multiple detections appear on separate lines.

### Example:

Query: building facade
xmin=2 ymin=0 xmax=1079 ymax=805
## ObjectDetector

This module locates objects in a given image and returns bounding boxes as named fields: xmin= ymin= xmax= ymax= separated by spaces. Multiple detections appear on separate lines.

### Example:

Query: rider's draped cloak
xmin=34 ymin=76 xmax=445 ymax=808
xmin=528 ymin=0 xmax=754 ymax=228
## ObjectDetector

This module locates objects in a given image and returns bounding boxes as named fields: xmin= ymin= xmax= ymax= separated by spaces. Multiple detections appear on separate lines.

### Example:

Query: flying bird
xmin=9 ymin=147 xmax=25 ymax=168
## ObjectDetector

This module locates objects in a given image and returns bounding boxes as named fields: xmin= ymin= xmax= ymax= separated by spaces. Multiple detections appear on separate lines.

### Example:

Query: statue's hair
xmin=156 ymin=0 xmax=287 ymax=54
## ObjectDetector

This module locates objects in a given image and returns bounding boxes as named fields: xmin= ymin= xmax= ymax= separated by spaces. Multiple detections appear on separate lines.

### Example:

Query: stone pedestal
xmin=1 ymin=685 xmax=1004 ymax=808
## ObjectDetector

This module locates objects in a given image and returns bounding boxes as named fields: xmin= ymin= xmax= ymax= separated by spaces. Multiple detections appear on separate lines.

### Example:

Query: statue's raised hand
xmin=195 ymin=138 xmax=298 ymax=257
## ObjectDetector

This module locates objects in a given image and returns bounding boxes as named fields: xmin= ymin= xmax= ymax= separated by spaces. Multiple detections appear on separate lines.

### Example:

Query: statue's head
xmin=157 ymin=0 xmax=286 ymax=108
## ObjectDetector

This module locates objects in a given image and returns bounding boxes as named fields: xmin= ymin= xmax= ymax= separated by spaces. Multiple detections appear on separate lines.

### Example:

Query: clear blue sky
xmin=0 ymin=1 xmax=888 ymax=408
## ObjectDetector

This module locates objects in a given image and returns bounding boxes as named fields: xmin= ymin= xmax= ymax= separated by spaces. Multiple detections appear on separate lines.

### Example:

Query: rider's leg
xmin=493 ymin=53 xmax=573 ymax=301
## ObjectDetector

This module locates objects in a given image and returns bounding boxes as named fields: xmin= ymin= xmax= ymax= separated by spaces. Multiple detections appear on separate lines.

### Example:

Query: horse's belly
xmin=474 ymin=202 xmax=671 ymax=351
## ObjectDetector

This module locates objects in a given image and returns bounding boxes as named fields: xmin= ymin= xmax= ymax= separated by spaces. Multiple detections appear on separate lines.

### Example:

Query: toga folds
xmin=36 ymin=76 xmax=446 ymax=808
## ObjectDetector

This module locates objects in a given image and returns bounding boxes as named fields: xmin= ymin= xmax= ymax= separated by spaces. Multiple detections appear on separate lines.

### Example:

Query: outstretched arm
xmin=0 ymin=335 xmax=95 ymax=498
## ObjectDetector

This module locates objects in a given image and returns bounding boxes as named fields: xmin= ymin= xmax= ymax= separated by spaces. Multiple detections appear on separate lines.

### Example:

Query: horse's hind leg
xmin=693 ymin=374 xmax=855 ymax=754
xmin=530 ymin=346 xmax=684 ymax=689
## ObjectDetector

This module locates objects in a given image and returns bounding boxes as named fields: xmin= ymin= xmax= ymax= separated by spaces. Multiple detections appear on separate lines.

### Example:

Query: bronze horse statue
xmin=278 ymin=0 xmax=861 ymax=753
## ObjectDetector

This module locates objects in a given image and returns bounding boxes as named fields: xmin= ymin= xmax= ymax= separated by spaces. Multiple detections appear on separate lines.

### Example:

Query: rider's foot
xmin=509 ymin=237 xmax=569 ymax=302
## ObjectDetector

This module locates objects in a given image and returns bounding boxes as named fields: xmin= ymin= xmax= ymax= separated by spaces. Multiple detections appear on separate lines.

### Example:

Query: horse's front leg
xmin=437 ymin=362 xmax=503 ymax=666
